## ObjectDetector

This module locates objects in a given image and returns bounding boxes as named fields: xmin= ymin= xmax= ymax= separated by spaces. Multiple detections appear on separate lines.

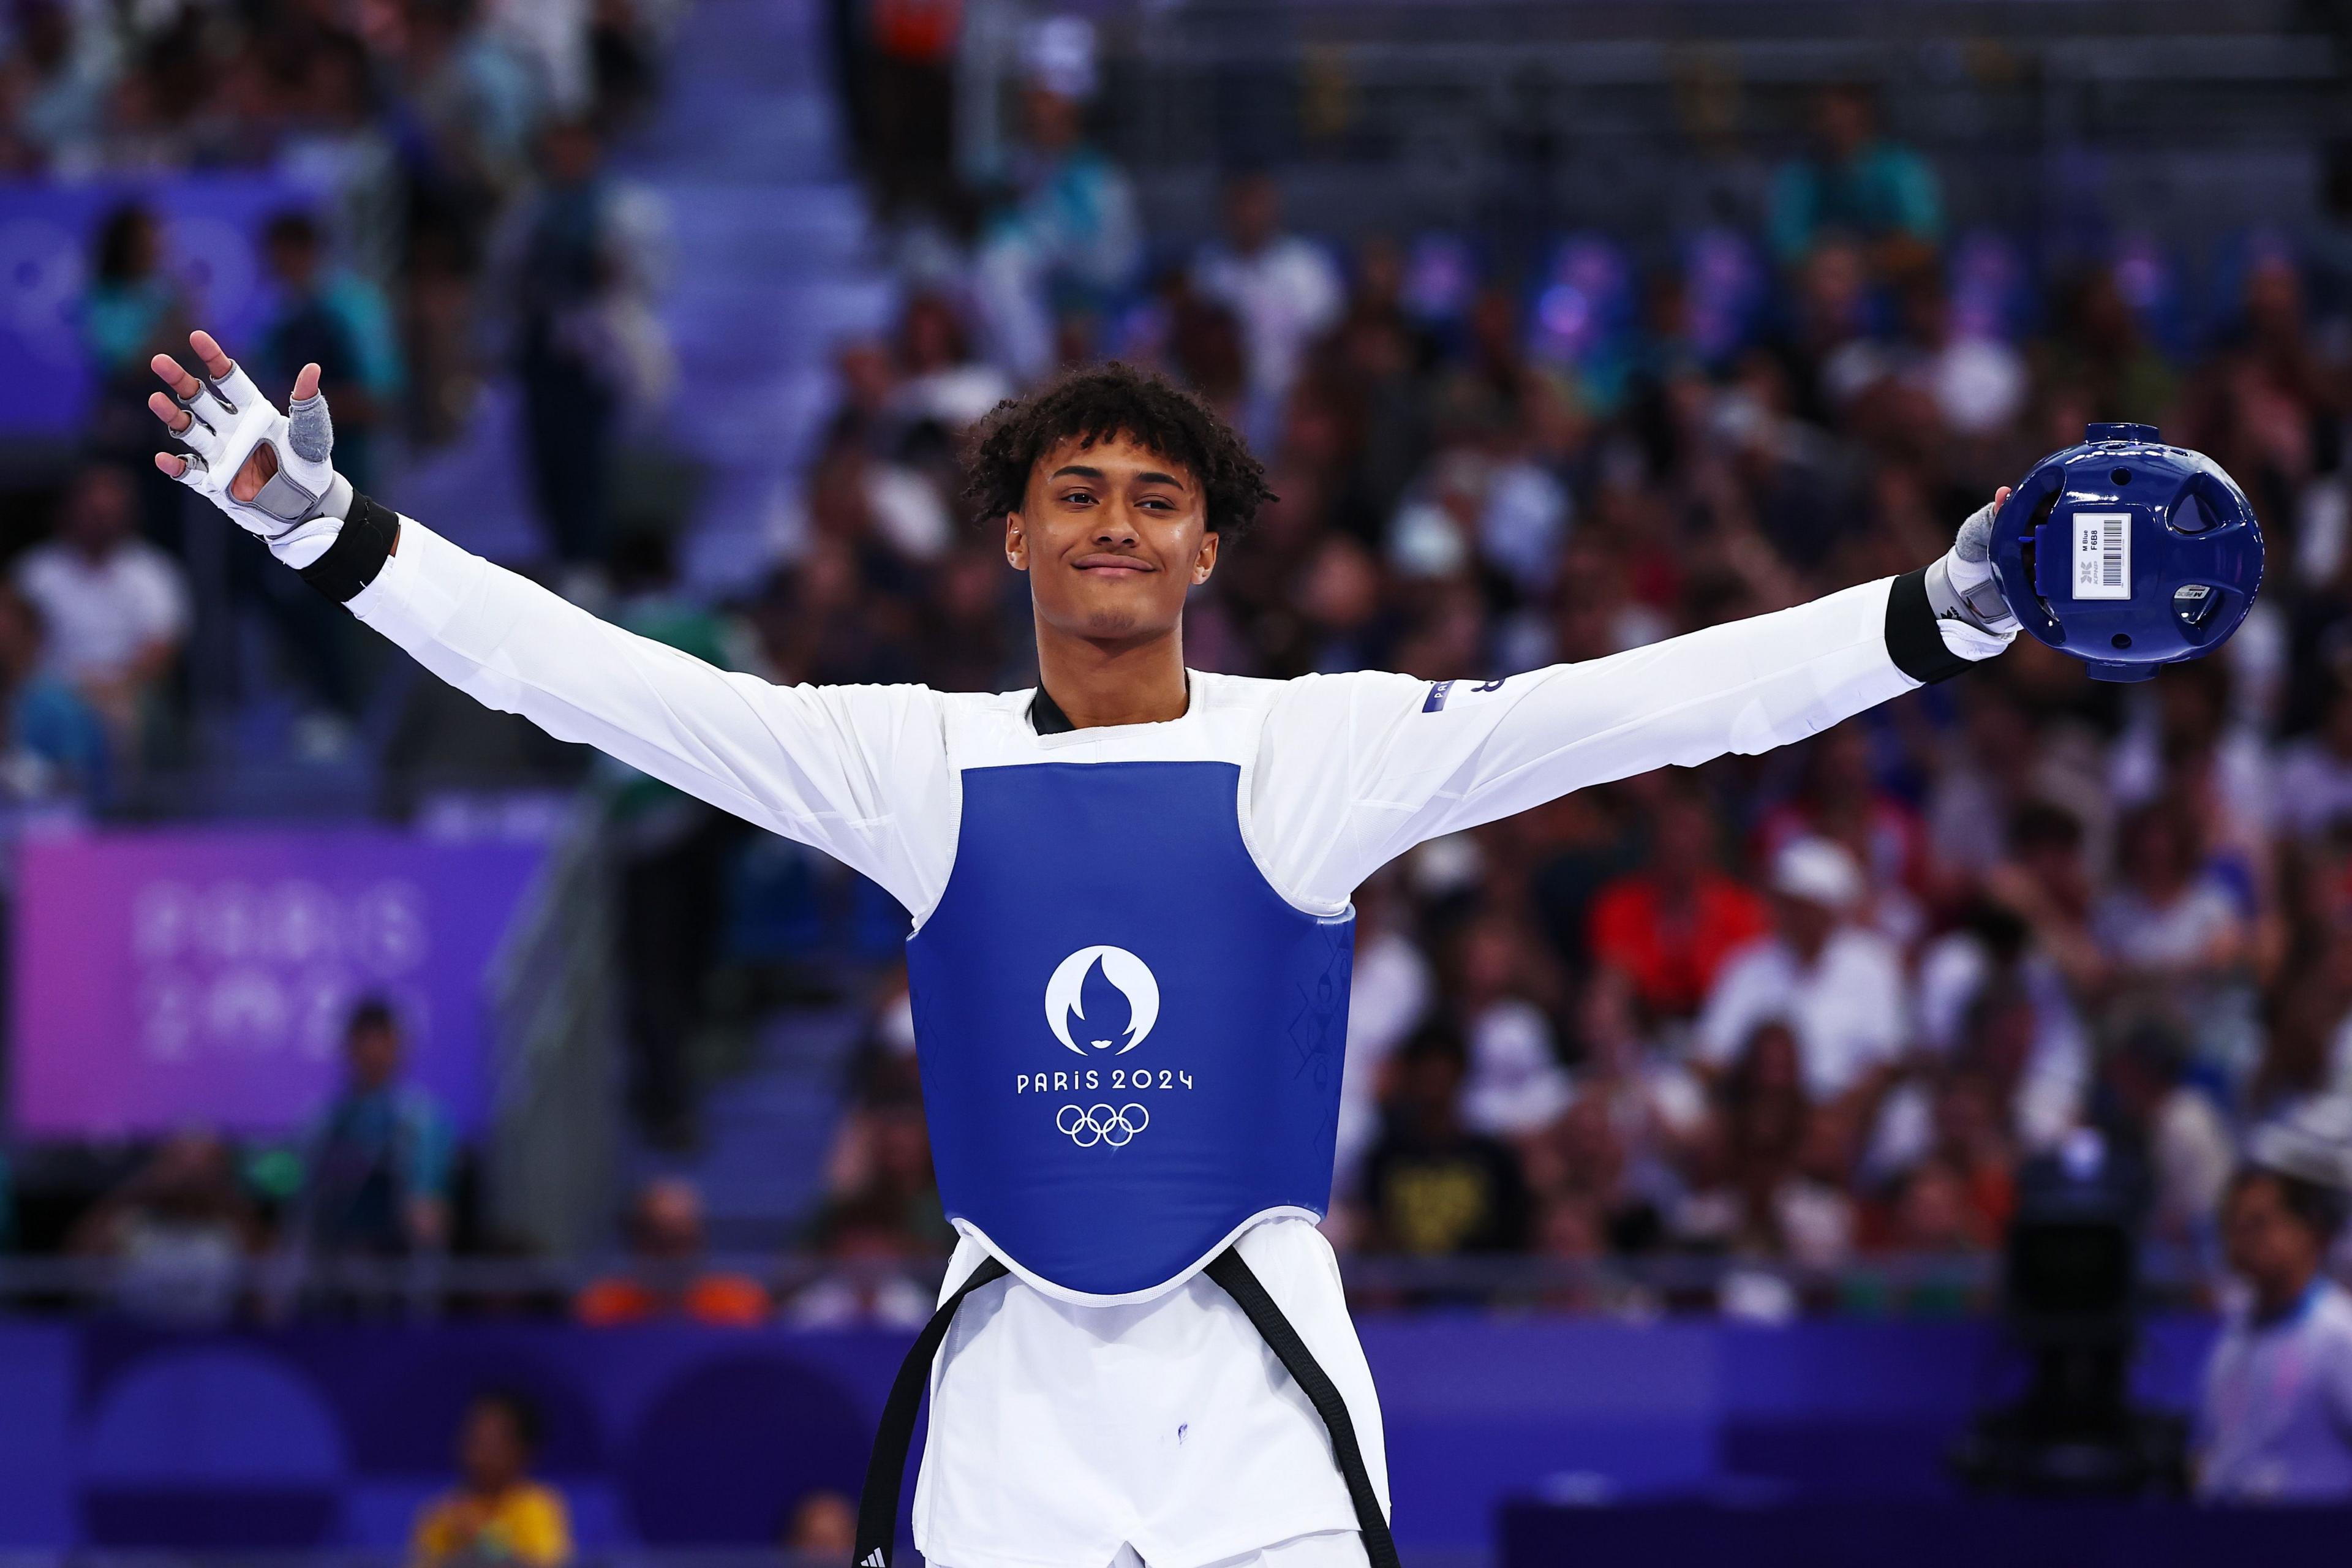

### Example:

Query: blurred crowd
xmin=0 ymin=0 xmax=672 ymax=793
xmin=9 ymin=2 xmax=2352 ymax=1327
xmin=784 ymin=48 xmax=2352 ymax=1316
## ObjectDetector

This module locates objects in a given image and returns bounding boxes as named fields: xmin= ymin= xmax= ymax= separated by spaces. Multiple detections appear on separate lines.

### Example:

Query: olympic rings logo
xmin=1056 ymin=1102 xmax=1150 ymax=1148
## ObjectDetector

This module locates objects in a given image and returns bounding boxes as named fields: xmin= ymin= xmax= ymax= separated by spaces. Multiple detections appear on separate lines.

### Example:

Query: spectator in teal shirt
xmin=258 ymin=211 xmax=404 ymax=494
xmin=1769 ymin=85 xmax=1943 ymax=270
xmin=0 ymin=584 xmax=110 ymax=809
xmin=299 ymin=999 xmax=453 ymax=1259
xmin=971 ymin=18 xmax=1140 ymax=381
xmin=255 ymin=211 xmax=407 ymax=721
xmin=601 ymin=530 xmax=744 ymax=1147
xmin=80 ymin=204 xmax=192 ymax=541
xmin=81 ymin=205 xmax=182 ymax=380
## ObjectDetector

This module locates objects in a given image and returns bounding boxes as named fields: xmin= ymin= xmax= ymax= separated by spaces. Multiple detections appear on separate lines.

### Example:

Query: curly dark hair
xmin=960 ymin=362 xmax=1276 ymax=537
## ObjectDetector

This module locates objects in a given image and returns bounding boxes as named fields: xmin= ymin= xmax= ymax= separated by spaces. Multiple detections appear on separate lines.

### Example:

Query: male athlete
xmin=148 ymin=328 xmax=2019 ymax=1568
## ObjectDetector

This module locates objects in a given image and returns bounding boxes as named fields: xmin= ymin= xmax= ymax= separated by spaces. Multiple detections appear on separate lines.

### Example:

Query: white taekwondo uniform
xmin=336 ymin=514 xmax=1997 ymax=1568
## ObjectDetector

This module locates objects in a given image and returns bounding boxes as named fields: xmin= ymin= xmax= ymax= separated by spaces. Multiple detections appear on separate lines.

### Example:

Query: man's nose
xmin=1093 ymin=504 xmax=1141 ymax=544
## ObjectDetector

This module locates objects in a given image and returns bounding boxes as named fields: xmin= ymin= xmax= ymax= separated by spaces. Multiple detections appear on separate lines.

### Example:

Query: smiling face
xmin=1006 ymin=432 xmax=1219 ymax=647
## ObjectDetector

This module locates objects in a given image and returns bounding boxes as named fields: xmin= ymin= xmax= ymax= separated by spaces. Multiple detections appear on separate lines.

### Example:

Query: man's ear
xmin=1005 ymin=512 xmax=1028 ymax=572
xmin=1192 ymin=529 xmax=1219 ymax=585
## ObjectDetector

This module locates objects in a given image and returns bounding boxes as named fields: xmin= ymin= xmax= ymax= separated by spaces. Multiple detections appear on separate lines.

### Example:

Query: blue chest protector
xmin=906 ymin=761 xmax=1354 ymax=1298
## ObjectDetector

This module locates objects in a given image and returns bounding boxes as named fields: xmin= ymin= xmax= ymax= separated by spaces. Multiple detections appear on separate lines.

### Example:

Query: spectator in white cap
xmin=971 ymin=13 xmax=1141 ymax=382
xmin=1694 ymin=837 xmax=1910 ymax=1102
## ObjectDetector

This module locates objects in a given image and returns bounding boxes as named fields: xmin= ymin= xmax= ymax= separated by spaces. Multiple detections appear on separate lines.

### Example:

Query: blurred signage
xmin=9 ymin=829 xmax=545 ymax=1137
xmin=0 ymin=176 xmax=301 ymax=437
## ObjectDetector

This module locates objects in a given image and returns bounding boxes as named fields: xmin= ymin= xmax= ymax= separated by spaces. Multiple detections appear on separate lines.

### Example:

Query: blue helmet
xmin=1987 ymin=423 xmax=2264 ymax=682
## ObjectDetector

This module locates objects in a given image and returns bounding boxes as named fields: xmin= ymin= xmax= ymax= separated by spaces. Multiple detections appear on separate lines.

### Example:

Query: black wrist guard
xmin=1886 ymin=567 xmax=1974 ymax=685
xmin=298 ymin=492 xmax=401 ymax=603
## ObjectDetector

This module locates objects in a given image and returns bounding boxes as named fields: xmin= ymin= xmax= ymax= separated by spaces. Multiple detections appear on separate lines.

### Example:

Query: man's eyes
xmin=1057 ymin=492 xmax=1179 ymax=510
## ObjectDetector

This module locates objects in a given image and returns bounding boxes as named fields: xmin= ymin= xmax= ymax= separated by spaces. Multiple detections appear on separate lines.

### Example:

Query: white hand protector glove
xmin=166 ymin=359 xmax=351 ymax=570
xmin=1924 ymin=499 xmax=2019 ymax=660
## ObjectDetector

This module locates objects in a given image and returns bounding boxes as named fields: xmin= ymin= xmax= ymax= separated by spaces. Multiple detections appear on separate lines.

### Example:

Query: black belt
xmin=853 ymin=1246 xmax=1401 ymax=1568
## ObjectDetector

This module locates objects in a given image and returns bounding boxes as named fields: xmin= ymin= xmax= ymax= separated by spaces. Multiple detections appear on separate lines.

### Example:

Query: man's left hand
xmin=1926 ymin=485 xmax=2021 ymax=654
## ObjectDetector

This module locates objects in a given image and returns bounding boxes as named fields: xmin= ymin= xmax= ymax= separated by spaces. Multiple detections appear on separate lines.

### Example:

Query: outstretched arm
xmin=1256 ymin=502 xmax=2019 ymax=906
xmin=149 ymin=333 xmax=949 ymax=911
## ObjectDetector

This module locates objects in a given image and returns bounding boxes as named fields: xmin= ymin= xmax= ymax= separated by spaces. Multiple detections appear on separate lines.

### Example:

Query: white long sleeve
xmin=346 ymin=517 xmax=953 ymax=911
xmin=1251 ymin=575 xmax=1931 ymax=908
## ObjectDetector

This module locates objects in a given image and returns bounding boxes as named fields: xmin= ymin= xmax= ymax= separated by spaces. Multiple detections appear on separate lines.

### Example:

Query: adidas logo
xmin=861 ymin=1552 xmax=887 ymax=1568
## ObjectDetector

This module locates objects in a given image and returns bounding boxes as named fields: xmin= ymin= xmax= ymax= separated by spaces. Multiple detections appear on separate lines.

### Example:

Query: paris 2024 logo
xmin=1024 ymin=945 xmax=1191 ymax=1147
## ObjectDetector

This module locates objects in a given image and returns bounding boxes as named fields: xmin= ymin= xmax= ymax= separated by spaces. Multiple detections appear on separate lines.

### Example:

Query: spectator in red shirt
xmin=1587 ymin=785 xmax=1770 ymax=1019
xmin=575 ymin=1177 xmax=769 ymax=1327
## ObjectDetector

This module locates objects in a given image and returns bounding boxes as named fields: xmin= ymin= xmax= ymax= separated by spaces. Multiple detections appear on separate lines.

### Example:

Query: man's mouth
xmin=1072 ymin=554 xmax=1155 ymax=574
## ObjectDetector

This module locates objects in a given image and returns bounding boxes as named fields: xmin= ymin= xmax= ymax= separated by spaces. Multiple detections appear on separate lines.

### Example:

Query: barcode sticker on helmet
xmin=2072 ymin=512 xmax=2131 ymax=600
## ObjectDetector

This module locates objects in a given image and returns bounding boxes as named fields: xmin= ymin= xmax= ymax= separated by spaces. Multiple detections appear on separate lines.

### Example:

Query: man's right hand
xmin=150 ymin=329 xmax=350 ymax=568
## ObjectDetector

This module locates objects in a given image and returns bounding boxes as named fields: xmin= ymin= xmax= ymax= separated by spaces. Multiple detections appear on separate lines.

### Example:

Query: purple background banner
xmin=0 ymin=175 xmax=306 ymax=437
xmin=10 ymin=829 xmax=546 ymax=1137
